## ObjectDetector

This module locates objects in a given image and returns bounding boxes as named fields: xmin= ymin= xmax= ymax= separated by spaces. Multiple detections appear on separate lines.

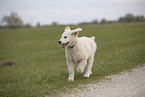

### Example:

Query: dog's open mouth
xmin=62 ymin=42 xmax=69 ymax=48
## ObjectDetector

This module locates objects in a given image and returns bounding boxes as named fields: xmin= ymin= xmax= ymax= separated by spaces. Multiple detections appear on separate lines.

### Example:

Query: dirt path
xmin=62 ymin=66 xmax=145 ymax=97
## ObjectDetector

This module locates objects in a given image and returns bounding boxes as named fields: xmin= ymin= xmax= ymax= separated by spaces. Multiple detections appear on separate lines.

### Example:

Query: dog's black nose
xmin=58 ymin=41 xmax=61 ymax=44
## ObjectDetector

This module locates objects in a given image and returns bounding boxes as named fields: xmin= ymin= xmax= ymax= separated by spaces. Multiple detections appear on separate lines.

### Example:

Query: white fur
xmin=59 ymin=26 xmax=97 ymax=81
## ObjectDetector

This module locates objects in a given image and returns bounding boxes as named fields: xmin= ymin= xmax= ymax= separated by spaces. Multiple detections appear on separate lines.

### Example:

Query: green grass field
xmin=0 ymin=23 xmax=145 ymax=96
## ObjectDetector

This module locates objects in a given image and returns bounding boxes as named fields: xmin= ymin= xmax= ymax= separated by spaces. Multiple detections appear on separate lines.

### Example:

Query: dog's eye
xmin=64 ymin=36 xmax=67 ymax=38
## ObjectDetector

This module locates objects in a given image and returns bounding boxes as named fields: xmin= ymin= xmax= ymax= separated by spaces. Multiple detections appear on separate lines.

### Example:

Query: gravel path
xmin=62 ymin=66 xmax=145 ymax=97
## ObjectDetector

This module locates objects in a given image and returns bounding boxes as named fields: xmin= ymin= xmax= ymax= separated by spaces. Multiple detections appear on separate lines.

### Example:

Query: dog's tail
xmin=91 ymin=36 xmax=95 ymax=41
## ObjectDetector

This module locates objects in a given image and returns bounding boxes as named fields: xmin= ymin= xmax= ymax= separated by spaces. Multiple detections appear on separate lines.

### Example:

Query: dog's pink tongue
xmin=62 ymin=44 xmax=66 ymax=48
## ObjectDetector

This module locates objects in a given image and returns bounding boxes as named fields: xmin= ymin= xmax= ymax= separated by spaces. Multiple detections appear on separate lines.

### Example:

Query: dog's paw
xmin=76 ymin=67 xmax=84 ymax=73
xmin=83 ymin=72 xmax=92 ymax=78
xmin=68 ymin=78 xmax=74 ymax=81
xmin=83 ymin=74 xmax=90 ymax=78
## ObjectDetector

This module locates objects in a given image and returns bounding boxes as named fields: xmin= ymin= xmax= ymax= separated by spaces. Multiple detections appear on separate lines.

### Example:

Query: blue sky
xmin=0 ymin=0 xmax=145 ymax=26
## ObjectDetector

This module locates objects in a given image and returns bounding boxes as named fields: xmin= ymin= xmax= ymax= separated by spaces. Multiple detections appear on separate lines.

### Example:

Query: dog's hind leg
xmin=83 ymin=57 xmax=94 ymax=77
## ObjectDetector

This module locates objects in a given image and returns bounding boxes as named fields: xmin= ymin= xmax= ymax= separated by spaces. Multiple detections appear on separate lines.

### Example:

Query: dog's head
xmin=58 ymin=26 xmax=82 ymax=48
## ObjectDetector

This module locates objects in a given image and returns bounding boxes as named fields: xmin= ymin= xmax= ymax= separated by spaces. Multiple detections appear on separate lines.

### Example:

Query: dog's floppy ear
xmin=71 ymin=28 xmax=82 ymax=36
xmin=64 ymin=26 xmax=71 ymax=31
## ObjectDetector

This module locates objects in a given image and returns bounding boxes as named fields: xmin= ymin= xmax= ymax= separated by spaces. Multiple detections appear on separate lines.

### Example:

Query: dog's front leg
xmin=77 ymin=59 xmax=87 ymax=73
xmin=67 ymin=60 xmax=75 ymax=81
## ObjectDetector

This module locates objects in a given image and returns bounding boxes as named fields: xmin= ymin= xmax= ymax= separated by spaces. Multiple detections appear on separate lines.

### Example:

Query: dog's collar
xmin=69 ymin=41 xmax=77 ymax=48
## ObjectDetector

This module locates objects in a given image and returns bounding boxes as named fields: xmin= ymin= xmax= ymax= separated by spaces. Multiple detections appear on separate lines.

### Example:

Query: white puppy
xmin=58 ymin=26 xmax=97 ymax=81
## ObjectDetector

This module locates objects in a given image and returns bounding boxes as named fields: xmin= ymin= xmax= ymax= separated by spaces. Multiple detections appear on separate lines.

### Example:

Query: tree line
xmin=79 ymin=13 xmax=145 ymax=25
xmin=0 ymin=12 xmax=145 ymax=28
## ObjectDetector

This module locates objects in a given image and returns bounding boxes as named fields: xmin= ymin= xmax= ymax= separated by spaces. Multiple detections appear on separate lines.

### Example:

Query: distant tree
xmin=107 ymin=20 xmax=116 ymax=23
xmin=0 ymin=23 xmax=2 ymax=28
xmin=101 ymin=18 xmax=107 ymax=24
xmin=124 ymin=13 xmax=135 ymax=22
xmin=78 ymin=22 xmax=90 ymax=25
xmin=118 ymin=13 xmax=145 ymax=23
xmin=135 ymin=15 xmax=145 ymax=22
xmin=92 ymin=20 xmax=99 ymax=24
xmin=36 ymin=22 xmax=41 ymax=27
xmin=78 ymin=22 xmax=88 ymax=25
xmin=1 ymin=12 xmax=23 ymax=28
xmin=51 ymin=21 xmax=58 ymax=26
xmin=118 ymin=17 xmax=125 ymax=22
xmin=24 ymin=23 xmax=31 ymax=28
